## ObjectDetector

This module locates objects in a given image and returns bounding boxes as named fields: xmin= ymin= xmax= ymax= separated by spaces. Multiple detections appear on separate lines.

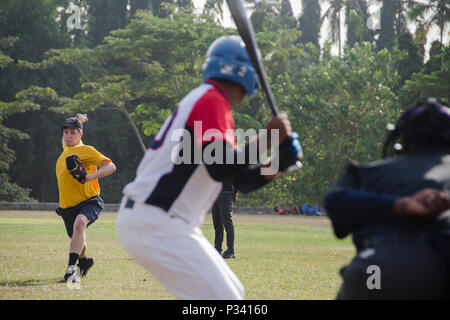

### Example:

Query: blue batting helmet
xmin=202 ymin=35 xmax=259 ymax=96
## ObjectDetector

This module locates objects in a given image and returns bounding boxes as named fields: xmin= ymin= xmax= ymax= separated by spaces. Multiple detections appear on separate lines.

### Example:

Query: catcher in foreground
xmin=324 ymin=98 xmax=450 ymax=299
xmin=55 ymin=114 xmax=116 ymax=284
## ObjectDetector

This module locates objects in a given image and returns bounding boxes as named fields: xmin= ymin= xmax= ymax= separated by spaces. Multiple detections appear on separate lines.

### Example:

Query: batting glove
xmin=277 ymin=132 xmax=303 ymax=172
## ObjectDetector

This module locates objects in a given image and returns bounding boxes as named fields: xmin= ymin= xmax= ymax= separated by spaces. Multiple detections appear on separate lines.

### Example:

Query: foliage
xmin=86 ymin=0 xmax=129 ymax=47
xmin=0 ymin=37 xmax=16 ymax=69
xmin=345 ymin=0 xmax=373 ymax=48
xmin=397 ymin=32 xmax=424 ymax=85
xmin=0 ymin=92 xmax=38 ymax=202
xmin=401 ymin=45 xmax=450 ymax=106
xmin=298 ymin=0 xmax=321 ymax=48
xmin=203 ymin=0 xmax=225 ymax=23
xmin=24 ymin=9 xmax=228 ymax=153
xmin=0 ymin=117 xmax=36 ymax=202
xmin=320 ymin=0 xmax=346 ymax=56
xmin=0 ymin=1 xmax=448 ymax=205
xmin=243 ymin=43 xmax=403 ymax=207
xmin=0 ymin=33 xmax=38 ymax=202
xmin=377 ymin=0 xmax=398 ymax=50
xmin=407 ymin=0 xmax=450 ymax=43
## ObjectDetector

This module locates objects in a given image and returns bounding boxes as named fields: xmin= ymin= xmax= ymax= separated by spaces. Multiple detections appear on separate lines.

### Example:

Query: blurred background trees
xmin=0 ymin=0 xmax=448 ymax=207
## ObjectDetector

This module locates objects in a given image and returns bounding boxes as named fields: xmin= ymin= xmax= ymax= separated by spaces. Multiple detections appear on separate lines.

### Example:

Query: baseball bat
xmin=226 ymin=0 xmax=279 ymax=116
xmin=226 ymin=0 xmax=303 ymax=168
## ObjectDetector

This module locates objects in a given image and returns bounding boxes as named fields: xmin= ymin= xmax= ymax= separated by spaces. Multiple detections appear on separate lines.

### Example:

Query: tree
xmin=408 ymin=0 xmax=450 ymax=44
xmin=321 ymin=0 xmax=346 ymax=56
xmin=0 ymin=0 xmax=77 ymax=202
xmin=229 ymin=34 xmax=403 ymax=207
xmin=15 ymin=9 xmax=227 ymax=153
xmin=247 ymin=0 xmax=298 ymax=33
xmin=1 ymin=8 xmax=230 ymax=203
xmin=0 ymin=88 xmax=58 ymax=202
xmin=279 ymin=0 xmax=297 ymax=29
xmin=0 ymin=0 xmax=72 ymax=99
xmin=298 ymin=0 xmax=321 ymax=48
xmin=397 ymin=31 xmax=424 ymax=84
xmin=377 ymin=0 xmax=396 ymax=50
xmin=258 ymin=43 xmax=403 ymax=207
xmin=248 ymin=0 xmax=280 ymax=33
xmin=345 ymin=0 xmax=373 ymax=47
xmin=376 ymin=0 xmax=409 ymax=51
xmin=176 ymin=0 xmax=194 ymax=10
xmin=401 ymin=43 xmax=449 ymax=107
xmin=0 ymin=37 xmax=36 ymax=202
xmin=0 ymin=37 xmax=15 ymax=68
xmin=202 ymin=0 xmax=225 ymax=23
xmin=424 ymin=40 xmax=445 ymax=73
xmin=151 ymin=0 xmax=175 ymax=18
xmin=2 ymin=1 xmax=441 ymax=207
xmin=86 ymin=0 xmax=129 ymax=47
xmin=130 ymin=0 xmax=151 ymax=15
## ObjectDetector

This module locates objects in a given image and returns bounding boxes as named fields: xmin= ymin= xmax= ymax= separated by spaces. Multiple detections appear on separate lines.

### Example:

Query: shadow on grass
xmin=0 ymin=278 xmax=62 ymax=287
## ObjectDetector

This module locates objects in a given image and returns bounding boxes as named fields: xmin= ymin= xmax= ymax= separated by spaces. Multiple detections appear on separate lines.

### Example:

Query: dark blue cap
xmin=62 ymin=118 xmax=83 ymax=130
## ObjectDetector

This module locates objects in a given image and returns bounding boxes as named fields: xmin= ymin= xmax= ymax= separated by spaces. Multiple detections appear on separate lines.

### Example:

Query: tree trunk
xmin=119 ymin=105 xmax=146 ymax=154
xmin=338 ymin=9 xmax=342 ymax=57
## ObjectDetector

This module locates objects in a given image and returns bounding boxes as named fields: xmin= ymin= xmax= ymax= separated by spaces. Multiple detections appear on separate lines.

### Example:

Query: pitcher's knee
xmin=73 ymin=215 xmax=88 ymax=234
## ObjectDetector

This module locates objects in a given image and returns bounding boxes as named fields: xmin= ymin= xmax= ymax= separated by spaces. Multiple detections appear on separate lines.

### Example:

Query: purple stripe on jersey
xmin=145 ymin=126 xmax=198 ymax=211
xmin=150 ymin=106 xmax=179 ymax=150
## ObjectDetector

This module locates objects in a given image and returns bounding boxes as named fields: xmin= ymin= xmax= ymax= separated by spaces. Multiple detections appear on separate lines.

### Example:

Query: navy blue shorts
xmin=55 ymin=196 xmax=104 ymax=238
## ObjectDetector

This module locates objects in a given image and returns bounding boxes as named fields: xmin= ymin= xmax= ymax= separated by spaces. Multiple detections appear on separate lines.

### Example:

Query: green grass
xmin=0 ymin=211 xmax=354 ymax=300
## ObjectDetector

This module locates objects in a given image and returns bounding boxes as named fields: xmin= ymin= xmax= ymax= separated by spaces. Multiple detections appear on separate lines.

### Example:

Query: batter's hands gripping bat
xmin=226 ymin=0 xmax=303 ymax=169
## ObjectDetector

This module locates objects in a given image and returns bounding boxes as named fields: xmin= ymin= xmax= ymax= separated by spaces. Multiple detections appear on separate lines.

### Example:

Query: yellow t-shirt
xmin=56 ymin=140 xmax=111 ymax=209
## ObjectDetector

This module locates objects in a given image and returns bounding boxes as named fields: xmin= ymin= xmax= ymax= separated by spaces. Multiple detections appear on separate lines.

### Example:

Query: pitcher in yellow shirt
xmin=56 ymin=114 xmax=116 ymax=284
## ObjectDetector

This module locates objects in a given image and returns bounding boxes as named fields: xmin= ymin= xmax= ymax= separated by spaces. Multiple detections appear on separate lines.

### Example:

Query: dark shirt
xmin=324 ymin=149 xmax=450 ymax=241
xmin=221 ymin=179 xmax=234 ymax=193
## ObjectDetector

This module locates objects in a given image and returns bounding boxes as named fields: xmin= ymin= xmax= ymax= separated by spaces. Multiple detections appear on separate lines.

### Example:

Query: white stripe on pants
xmin=116 ymin=198 xmax=244 ymax=300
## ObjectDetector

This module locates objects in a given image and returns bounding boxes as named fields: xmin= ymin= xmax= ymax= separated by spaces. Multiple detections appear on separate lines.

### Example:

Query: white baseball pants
xmin=116 ymin=197 xmax=244 ymax=300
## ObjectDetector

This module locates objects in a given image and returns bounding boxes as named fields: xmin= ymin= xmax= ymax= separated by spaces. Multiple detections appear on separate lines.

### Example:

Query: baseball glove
xmin=66 ymin=154 xmax=87 ymax=184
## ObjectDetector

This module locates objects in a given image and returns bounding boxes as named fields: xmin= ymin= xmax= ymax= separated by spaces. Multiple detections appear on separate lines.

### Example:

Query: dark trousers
xmin=337 ymin=238 xmax=449 ymax=300
xmin=212 ymin=193 xmax=234 ymax=253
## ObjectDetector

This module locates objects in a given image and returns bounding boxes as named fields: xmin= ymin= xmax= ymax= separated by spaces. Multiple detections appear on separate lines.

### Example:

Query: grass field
xmin=0 ymin=211 xmax=355 ymax=300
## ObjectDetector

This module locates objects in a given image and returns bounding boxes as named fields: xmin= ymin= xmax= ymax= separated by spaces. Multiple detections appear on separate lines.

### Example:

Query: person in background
xmin=212 ymin=179 xmax=237 ymax=259
xmin=116 ymin=35 xmax=302 ymax=300
xmin=303 ymin=203 xmax=314 ymax=216
xmin=55 ymin=113 xmax=116 ymax=284
xmin=289 ymin=204 xmax=301 ymax=215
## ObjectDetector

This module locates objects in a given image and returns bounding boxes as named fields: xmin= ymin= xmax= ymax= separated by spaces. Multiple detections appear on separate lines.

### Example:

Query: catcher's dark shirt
xmin=324 ymin=149 xmax=450 ymax=242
